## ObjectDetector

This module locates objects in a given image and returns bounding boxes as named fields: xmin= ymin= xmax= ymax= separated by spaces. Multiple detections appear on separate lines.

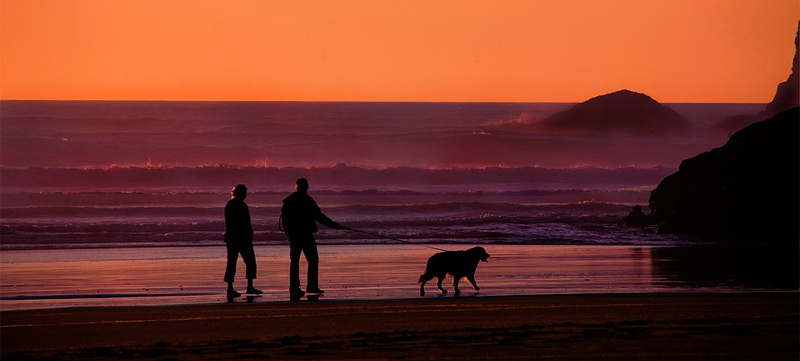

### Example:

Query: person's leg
xmin=304 ymin=237 xmax=321 ymax=292
xmin=241 ymin=244 xmax=261 ymax=294
xmin=224 ymin=244 xmax=240 ymax=297
xmin=288 ymin=235 xmax=303 ymax=292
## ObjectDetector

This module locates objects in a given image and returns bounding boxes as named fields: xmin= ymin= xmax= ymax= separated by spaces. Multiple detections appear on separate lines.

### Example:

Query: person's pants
xmin=224 ymin=242 xmax=257 ymax=283
xmin=287 ymin=232 xmax=319 ymax=290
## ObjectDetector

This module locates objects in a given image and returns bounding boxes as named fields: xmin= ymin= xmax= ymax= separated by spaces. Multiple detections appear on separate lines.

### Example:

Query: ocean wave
xmin=0 ymin=199 xmax=684 ymax=251
xmin=0 ymin=164 xmax=673 ymax=192
xmin=1 ymin=201 xmax=630 ymax=222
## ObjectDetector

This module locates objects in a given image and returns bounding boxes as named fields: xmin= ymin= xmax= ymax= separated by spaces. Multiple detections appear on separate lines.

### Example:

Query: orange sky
xmin=1 ymin=0 xmax=797 ymax=102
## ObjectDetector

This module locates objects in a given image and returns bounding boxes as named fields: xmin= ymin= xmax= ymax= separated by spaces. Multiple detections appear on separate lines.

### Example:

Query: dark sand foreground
xmin=2 ymin=293 xmax=798 ymax=360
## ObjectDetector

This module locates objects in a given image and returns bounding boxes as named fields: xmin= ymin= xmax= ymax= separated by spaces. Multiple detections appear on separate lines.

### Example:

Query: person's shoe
xmin=289 ymin=288 xmax=305 ymax=300
xmin=245 ymin=287 xmax=263 ymax=295
xmin=227 ymin=289 xmax=241 ymax=298
xmin=306 ymin=288 xmax=325 ymax=294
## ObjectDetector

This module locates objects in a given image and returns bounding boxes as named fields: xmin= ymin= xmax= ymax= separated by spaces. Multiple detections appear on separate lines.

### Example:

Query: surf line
xmin=340 ymin=226 xmax=448 ymax=252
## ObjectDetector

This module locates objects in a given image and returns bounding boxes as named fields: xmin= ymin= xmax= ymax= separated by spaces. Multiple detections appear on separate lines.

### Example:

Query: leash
xmin=341 ymin=226 xmax=448 ymax=252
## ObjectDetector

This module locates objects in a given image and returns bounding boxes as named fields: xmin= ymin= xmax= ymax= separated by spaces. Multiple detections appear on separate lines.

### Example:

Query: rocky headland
xmin=712 ymin=21 xmax=799 ymax=134
xmin=648 ymin=107 xmax=799 ymax=243
xmin=762 ymin=22 xmax=799 ymax=119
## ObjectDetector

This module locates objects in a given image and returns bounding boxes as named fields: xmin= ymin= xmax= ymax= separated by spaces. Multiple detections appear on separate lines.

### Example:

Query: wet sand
xmin=1 ymin=245 xmax=662 ymax=310
xmin=2 ymin=292 xmax=798 ymax=360
xmin=2 ymin=244 xmax=797 ymax=359
xmin=3 ymin=244 xmax=796 ymax=310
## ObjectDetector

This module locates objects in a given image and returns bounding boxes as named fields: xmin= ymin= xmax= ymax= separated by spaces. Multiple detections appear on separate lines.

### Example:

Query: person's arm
xmin=316 ymin=211 xmax=342 ymax=229
xmin=243 ymin=203 xmax=254 ymax=240
xmin=311 ymin=198 xmax=341 ymax=229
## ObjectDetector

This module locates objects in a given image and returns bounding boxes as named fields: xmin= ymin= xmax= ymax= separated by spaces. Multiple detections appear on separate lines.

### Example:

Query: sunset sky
xmin=1 ymin=0 xmax=797 ymax=103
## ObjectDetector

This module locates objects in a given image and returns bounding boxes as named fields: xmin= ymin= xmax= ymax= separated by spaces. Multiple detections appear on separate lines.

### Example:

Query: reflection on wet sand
xmin=651 ymin=246 xmax=799 ymax=289
xmin=1 ymin=244 xmax=797 ymax=311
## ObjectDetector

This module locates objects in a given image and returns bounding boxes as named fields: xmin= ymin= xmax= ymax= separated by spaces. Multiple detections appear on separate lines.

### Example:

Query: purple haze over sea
xmin=1 ymin=101 xmax=765 ymax=250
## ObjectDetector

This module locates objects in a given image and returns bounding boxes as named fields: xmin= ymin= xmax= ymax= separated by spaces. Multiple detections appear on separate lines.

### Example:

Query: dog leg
xmin=466 ymin=274 xmax=480 ymax=291
xmin=419 ymin=274 xmax=432 ymax=296
xmin=436 ymin=276 xmax=447 ymax=295
xmin=453 ymin=277 xmax=461 ymax=296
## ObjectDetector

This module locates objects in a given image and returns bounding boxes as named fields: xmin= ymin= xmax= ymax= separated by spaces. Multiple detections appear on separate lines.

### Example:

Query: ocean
xmin=0 ymin=101 xmax=766 ymax=251
xmin=5 ymin=101 xmax=795 ymax=310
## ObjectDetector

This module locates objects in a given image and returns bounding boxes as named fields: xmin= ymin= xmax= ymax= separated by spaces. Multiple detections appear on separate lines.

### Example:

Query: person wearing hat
xmin=280 ymin=178 xmax=342 ymax=299
xmin=223 ymin=184 xmax=261 ymax=298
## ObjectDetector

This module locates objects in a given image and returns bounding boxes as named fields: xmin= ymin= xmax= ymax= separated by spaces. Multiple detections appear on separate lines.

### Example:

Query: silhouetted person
xmin=224 ymin=184 xmax=261 ymax=298
xmin=619 ymin=205 xmax=651 ymax=227
xmin=280 ymin=178 xmax=341 ymax=299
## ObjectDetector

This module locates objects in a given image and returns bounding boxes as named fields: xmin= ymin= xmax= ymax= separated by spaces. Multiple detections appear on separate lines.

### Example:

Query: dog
xmin=418 ymin=246 xmax=490 ymax=296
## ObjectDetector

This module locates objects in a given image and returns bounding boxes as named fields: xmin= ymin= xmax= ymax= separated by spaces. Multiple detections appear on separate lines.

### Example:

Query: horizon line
xmin=0 ymin=98 xmax=769 ymax=105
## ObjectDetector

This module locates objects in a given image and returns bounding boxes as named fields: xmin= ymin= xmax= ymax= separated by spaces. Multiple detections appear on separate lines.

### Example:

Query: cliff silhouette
xmin=762 ymin=21 xmax=799 ymax=118
xmin=713 ymin=21 xmax=799 ymax=134
xmin=648 ymin=107 xmax=799 ymax=243
xmin=536 ymin=89 xmax=694 ymax=135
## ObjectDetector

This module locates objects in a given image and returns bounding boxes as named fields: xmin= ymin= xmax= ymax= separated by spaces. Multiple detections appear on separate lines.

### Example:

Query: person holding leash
xmin=280 ymin=178 xmax=342 ymax=299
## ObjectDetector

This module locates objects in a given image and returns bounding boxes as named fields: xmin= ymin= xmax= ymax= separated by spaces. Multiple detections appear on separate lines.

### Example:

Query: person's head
xmin=231 ymin=184 xmax=248 ymax=199
xmin=632 ymin=205 xmax=642 ymax=212
xmin=295 ymin=178 xmax=309 ymax=192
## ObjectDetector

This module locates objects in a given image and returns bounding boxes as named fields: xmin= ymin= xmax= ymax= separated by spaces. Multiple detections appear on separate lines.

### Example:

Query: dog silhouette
xmin=418 ymin=246 xmax=490 ymax=296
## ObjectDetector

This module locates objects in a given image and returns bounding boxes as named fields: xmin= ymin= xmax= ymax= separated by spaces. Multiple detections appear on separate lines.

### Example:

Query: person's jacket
xmin=281 ymin=192 xmax=338 ymax=233
xmin=224 ymin=197 xmax=253 ymax=244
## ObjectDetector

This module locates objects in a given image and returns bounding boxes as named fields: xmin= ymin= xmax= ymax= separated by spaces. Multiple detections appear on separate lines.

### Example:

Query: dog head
xmin=467 ymin=246 xmax=490 ymax=262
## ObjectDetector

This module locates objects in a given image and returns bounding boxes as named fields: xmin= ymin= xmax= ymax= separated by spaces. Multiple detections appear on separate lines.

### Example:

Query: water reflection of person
xmin=619 ymin=205 xmax=651 ymax=227
xmin=280 ymin=178 xmax=342 ymax=299
xmin=223 ymin=184 xmax=261 ymax=298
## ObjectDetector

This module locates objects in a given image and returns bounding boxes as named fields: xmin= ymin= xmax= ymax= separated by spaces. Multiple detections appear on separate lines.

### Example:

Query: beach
xmin=2 ymin=244 xmax=798 ymax=360
xmin=2 ymin=292 xmax=798 ymax=360
xmin=3 ymin=244 xmax=796 ymax=310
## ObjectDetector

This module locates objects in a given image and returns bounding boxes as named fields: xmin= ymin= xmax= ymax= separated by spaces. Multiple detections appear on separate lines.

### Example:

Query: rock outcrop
xmin=648 ymin=107 xmax=799 ymax=243
xmin=710 ymin=22 xmax=799 ymax=134
xmin=762 ymin=21 xmax=799 ymax=118
xmin=537 ymin=90 xmax=694 ymax=135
